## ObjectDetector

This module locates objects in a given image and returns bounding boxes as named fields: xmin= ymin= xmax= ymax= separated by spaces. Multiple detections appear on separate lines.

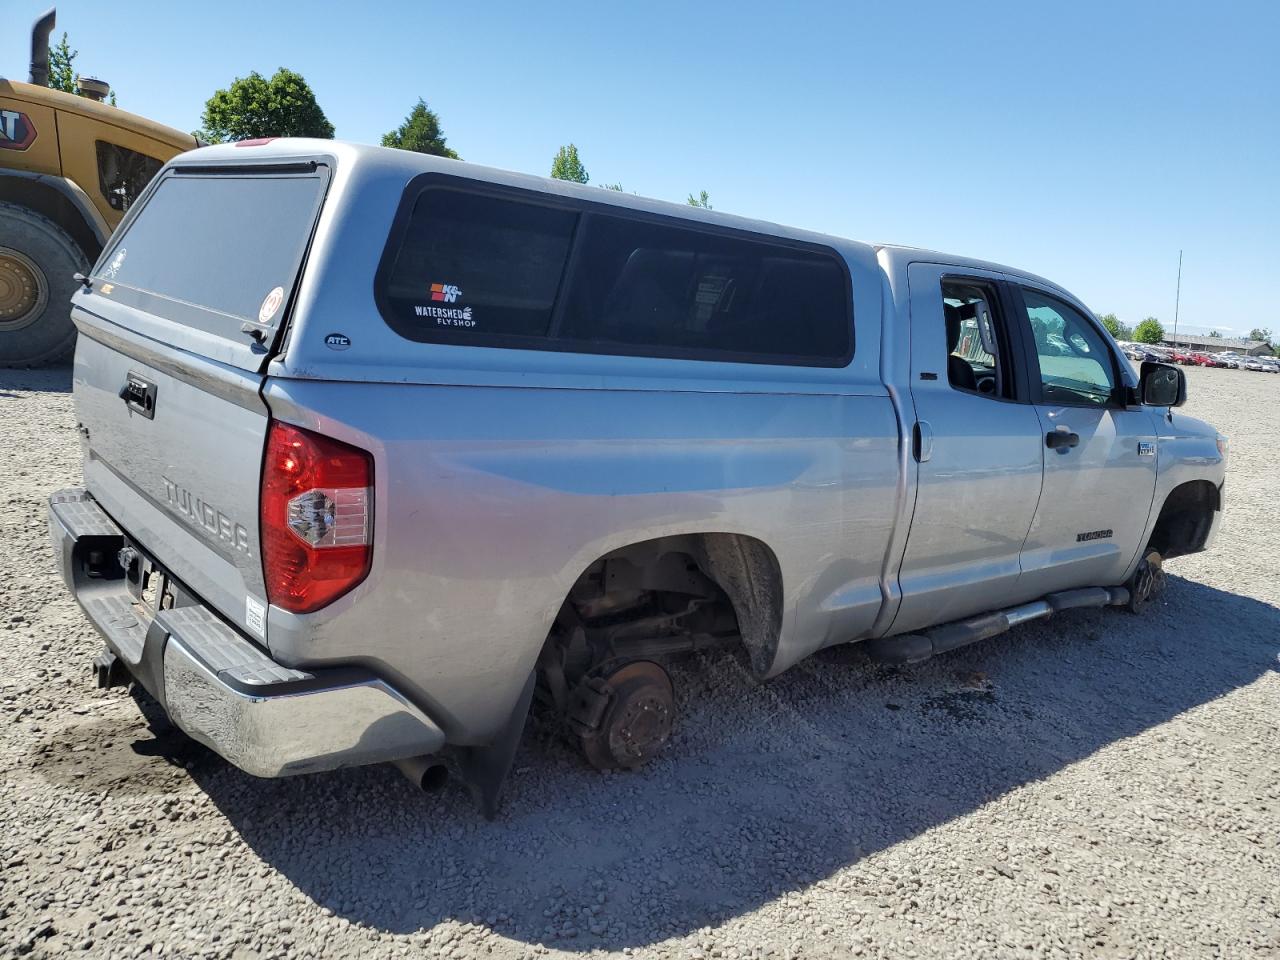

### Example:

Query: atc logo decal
xmin=430 ymin=282 xmax=462 ymax=303
xmin=0 ymin=109 xmax=38 ymax=151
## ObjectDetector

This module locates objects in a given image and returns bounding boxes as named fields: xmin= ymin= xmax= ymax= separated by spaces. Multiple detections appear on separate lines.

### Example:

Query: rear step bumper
xmin=48 ymin=488 xmax=445 ymax=777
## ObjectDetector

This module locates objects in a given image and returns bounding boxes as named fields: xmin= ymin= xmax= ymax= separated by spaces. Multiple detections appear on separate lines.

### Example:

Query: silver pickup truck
xmin=48 ymin=140 xmax=1225 ymax=814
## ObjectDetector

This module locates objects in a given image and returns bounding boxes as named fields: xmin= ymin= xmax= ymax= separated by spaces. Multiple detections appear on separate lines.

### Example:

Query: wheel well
xmin=0 ymin=177 xmax=103 ymax=262
xmin=1148 ymin=480 xmax=1219 ymax=560
xmin=551 ymin=533 xmax=784 ymax=681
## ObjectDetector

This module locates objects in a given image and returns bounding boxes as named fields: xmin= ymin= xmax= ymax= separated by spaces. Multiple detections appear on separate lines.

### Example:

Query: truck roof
xmin=181 ymin=138 xmax=1082 ymax=308
xmin=180 ymin=137 xmax=881 ymax=258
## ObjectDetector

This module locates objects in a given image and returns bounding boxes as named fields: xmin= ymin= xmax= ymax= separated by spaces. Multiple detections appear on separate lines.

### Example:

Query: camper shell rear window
xmin=92 ymin=162 xmax=330 ymax=341
xmin=375 ymin=175 xmax=853 ymax=367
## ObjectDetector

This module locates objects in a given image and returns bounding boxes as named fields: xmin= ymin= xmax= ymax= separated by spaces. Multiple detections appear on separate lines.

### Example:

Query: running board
xmin=864 ymin=586 xmax=1131 ymax=666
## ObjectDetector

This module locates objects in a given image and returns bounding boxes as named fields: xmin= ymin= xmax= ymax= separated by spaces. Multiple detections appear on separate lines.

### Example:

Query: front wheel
xmin=1125 ymin=549 xmax=1166 ymax=614
xmin=0 ymin=202 xmax=87 ymax=367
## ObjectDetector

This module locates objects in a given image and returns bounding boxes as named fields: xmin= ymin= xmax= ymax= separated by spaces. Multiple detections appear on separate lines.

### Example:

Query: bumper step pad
xmin=157 ymin=607 xmax=312 ymax=688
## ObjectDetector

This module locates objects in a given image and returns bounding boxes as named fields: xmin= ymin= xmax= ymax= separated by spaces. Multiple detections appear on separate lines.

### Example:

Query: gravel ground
xmin=1 ymin=364 xmax=1277 ymax=960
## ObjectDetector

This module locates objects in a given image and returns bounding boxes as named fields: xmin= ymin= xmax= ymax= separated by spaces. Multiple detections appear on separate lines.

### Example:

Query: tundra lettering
xmin=161 ymin=476 xmax=251 ymax=555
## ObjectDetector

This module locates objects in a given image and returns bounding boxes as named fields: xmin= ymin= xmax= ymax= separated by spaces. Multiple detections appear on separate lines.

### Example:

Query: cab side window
xmin=95 ymin=141 xmax=164 ymax=213
xmin=1021 ymin=288 xmax=1117 ymax=407
xmin=941 ymin=279 xmax=1013 ymax=399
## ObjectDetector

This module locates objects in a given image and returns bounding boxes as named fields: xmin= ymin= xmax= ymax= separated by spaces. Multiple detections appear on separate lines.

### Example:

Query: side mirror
xmin=1140 ymin=361 xmax=1186 ymax=407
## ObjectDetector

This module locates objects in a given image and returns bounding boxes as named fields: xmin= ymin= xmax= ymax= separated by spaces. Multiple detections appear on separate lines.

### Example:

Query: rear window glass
xmin=96 ymin=169 xmax=326 ymax=333
xmin=377 ymin=182 xmax=852 ymax=367
xmin=560 ymin=215 xmax=849 ymax=363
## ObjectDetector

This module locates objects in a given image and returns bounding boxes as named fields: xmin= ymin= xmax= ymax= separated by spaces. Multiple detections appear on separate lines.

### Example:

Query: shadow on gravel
xmin=179 ymin=574 xmax=1277 ymax=951
xmin=0 ymin=366 xmax=73 ymax=394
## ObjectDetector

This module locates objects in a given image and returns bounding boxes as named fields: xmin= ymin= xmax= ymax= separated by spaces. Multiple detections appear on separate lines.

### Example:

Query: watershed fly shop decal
xmin=415 ymin=281 xmax=475 ymax=327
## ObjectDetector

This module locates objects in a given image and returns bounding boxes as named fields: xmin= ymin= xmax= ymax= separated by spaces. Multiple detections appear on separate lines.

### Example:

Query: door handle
xmin=1045 ymin=429 xmax=1079 ymax=450
xmin=912 ymin=420 xmax=933 ymax=462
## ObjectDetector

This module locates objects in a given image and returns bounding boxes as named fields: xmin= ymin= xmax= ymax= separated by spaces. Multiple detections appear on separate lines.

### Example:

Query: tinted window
xmin=382 ymin=189 xmax=577 ymax=340
xmin=560 ymin=214 xmax=850 ymax=364
xmin=1022 ymin=288 xmax=1117 ymax=406
xmin=377 ymin=181 xmax=852 ymax=366
xmin=95 ymin=170 xmax=326 ymax=332
xmin=95 ymin=141 xmax=163 ymax=213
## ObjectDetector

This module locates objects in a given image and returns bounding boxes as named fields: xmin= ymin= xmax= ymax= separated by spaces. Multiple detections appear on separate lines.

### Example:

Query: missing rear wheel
xmin=577 ymin=660 xmax=675 ymax=771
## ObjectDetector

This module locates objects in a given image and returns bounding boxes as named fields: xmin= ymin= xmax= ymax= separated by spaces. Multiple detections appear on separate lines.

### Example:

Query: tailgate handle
xmin=119 ymin=373 xmax=157 ymax=420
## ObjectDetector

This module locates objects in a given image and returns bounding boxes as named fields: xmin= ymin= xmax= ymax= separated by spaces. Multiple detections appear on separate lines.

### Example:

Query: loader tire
xmin=0 ymin=201 xmax=87 ymax=367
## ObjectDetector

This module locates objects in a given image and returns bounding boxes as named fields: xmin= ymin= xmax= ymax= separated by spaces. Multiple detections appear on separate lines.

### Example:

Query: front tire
xmin=0 ymin=202 xmax=87 ymax=367
xmin=1126 ymin=550 xmax=1165 ymax=614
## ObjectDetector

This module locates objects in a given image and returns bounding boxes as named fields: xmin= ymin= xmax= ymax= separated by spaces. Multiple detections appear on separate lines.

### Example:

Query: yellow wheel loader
xmin=1 ymin=8 xmax=196 ymax=366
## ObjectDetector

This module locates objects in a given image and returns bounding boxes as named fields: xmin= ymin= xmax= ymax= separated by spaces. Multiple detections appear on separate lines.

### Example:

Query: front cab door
xmin=1012 ymin=283 xmax=1159 ymax=594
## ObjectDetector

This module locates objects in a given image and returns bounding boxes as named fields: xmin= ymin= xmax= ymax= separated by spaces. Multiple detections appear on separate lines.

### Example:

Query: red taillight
xmin=261 ymin=421 xmax=373 ymax=614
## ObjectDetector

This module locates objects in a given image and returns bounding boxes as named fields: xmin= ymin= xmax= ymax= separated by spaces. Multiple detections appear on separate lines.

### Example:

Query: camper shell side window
xmin=375 ymin=175 xmax=854 ymax=368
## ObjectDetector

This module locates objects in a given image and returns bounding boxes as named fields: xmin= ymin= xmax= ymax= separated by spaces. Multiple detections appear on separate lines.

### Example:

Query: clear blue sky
xmin=6 ymin=0 xmax=1277 ymax=337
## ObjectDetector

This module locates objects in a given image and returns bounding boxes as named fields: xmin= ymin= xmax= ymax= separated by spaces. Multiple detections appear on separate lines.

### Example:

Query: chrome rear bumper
xmin=48 ymin=488 xmax=445 ymax=777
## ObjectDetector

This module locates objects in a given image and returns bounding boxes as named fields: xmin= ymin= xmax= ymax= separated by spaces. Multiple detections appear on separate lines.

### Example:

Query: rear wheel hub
xmin=579 ymin=660 xmax=675 ymax=771
xmin=0 ymin=247 xmax=47 ymax=331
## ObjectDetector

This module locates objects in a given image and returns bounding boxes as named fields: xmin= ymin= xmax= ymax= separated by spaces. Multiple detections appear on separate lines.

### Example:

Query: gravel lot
xmin=1 ymin=364 xmax=1277 ymax=960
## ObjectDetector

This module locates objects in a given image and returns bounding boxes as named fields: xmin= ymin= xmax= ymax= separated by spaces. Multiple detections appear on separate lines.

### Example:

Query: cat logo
xmin=0 ymin=109 xmax=38 ymax=151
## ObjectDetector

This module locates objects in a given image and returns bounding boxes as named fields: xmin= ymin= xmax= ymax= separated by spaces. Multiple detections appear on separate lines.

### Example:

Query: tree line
xmin=1098 ymin=314 xmax=1275 ymax=352
xmin=49 ymin=31 xmax=712 ymax=204
xmin=197 ymin=70 xmax=710 ymax=206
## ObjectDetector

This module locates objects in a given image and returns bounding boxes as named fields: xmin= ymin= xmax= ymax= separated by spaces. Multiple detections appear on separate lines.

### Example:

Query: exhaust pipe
xmin=29 ymin=7 xmax=56 ymax=87
xmin=393 ymin=756 xmax=449 ymax=792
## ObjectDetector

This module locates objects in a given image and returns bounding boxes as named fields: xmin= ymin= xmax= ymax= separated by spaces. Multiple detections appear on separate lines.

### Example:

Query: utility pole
xmin=1173 ymin=250 xmax=1183 ymax=343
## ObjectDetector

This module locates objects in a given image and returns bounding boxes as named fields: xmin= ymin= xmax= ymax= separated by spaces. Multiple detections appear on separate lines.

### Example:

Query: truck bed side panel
xmin=261 ymin=379 xmax=900 ymax=742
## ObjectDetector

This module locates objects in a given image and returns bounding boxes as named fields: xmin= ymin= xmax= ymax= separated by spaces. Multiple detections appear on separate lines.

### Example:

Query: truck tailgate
xmin=72 ymin=321 xmax=271 ymax=640
xmin=66 ymin=156 xmax=332 ymax=642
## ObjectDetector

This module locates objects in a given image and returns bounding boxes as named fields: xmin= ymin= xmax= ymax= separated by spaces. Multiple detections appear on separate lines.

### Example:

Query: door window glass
xmin=941 ymin=279 xmax=1012 ymax=399
xmin=1022 ymin=289 xmax=1117 ymax=406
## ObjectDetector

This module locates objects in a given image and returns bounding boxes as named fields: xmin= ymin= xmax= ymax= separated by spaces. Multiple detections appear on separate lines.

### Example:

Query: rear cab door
xmin=890 ymin=261 xmax=1045 ymax=634
xmin=71 ymin=154 xmax=331 ymax=647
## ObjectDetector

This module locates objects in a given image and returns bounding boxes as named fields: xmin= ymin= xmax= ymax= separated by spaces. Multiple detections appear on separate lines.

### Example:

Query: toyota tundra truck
xmin=48 ymin=139 xmax=1225 ymax=814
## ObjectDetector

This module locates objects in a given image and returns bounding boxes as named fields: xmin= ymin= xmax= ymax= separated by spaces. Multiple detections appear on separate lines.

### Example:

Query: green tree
xmin=1248 ymin=327 xmax=1272 ymax=343
xmin=1097 ymin=313 xmax=1130 ymax=340
xmin=201 ymin=68 xmax=334 ymax=142
xmin=550 ymin=144 xmax=589 ymax=183
xmin=1207 ymin=330 xmax=1222 ymax=338
xmin=382 ymin=98 xmax=458 ymax=158
xmin=687 ymin=190 xmax=712 ymax=209
xmin=47 ymin=32 xmax=77 ymax=94
xmin=1133 ymin=317 xmax=1165 ymax=344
